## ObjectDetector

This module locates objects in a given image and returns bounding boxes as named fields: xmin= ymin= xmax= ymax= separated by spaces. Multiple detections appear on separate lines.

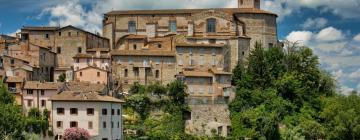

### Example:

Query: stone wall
xmin=185 ymin=104 xmax=231 ymax=137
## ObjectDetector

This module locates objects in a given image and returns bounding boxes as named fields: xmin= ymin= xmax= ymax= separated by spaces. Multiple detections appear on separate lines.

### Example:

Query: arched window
xmin=128 ymin=21 xmax=136 ymax=33
xmin=207 ymin=18 xmax=216 ymax=33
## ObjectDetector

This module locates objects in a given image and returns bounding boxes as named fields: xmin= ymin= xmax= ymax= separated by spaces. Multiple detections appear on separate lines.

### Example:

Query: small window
xmin=111 ymin=109 xmax=115 ymax=115
xmin=155 ymin=70 xmax=160 ymax=78
xmin=59 ymin=32 xmax=61 ymax=36
xmin=80 ymin=72 xmax=82 ymax=77
xmin=27 ymin=100 xmax=32 ymax=107
xmin=76 ymin=58 xmax=79 ymax=63
xmin=77 ymin=32 xmax=79 ymax=36
xmin=78 ymin=47 xmax=82 ymax=53
xmin=45 ymin=34 xmax=49 ymax=39
xmin=207 ymin=18 xmax=216 ymax=33
xmin=27 ymin=90 xmax=33 ymax=95
xmin=102 ymin=109 xmax=107 ymax=115
xmin=103 ymin=121 xmax=107 ymax=128
xmin=157 ymin=44 xmax=162 ymax=48
xmin=10 ymin=59 xmax=14 ymax=65
xmin=70 ymin=121 xmax=78 ymax=127
xmin=56 ymin=121 xmax=63 ymax=128
xmin=88 ymin=121 xmax=93 ymax=129
xmin=68 ymin=32 xmax=71 ymax=37
xmin=57 ymin=108 xmax=65 ymax=115
xmin=41 ymin=100 xmax=46 ymax=107
xmin=124 ymin=69 xmax=128 ymax=77
xmin=133 ymin=44 xmax=137 ymax=50
xmin=242 ymin=51 xmax=245 ymax=55
xmin=269 ymin=43 xmax=274 ymax=48
xmin=118 ymin=122 xmax=120 ymax=128
xmin=169 ymin=20 xmax=177 ymax=32
xmin=41 ymin=90 xmax=45 ymax=96
xmin=117 ymin=109 xmax=120 ymax=115
xmin=111 ymin=121 xmax=114 ymax=128
xmin=87 ymin=108 xmax=94 ymax=115
xmin=57 ymin=47 xmax=61 ymax=54
xmin=97 ymin=72 xmax=100 ymax=77
xmin=128 ymin=21 xmax=136 ymax=33
xmin=70 ymin=108 xmax=78 ymax=115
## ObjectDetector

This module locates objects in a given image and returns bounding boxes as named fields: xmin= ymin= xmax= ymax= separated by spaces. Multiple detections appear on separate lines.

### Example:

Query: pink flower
xmin=64 ymin=127 xmax=91 ymax=140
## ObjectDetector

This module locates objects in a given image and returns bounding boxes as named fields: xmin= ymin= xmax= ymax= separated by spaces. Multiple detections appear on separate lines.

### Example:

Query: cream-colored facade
xmin=50 ymin=92 xmax=123 ymax=140
xmin=104 ymin=0 xmax=277 ymax=98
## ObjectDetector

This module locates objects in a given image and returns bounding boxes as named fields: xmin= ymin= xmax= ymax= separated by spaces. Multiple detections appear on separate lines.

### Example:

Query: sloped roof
xmin=22 ymin=26 xmax=59 ymax=31
xmin=5 ymin=76 xmax=24 ymax=83
xmin=23 ymin=81 xmax=62 ymax=90
xmin=106 ymin=8 xmax=277 ymax=16
xmin=176 ymin=43 xmax=226 ymax=48
xmin=111 ymin=50 xmax=175 ymax=57
xmin=64 ymin=82 xmax=106 ymax=93
xmin=73 ymin=53 xmax=110 ymax=59
xmin=49 ymin=91 xmax=124 ymax=103
xmin=75 ymin=66 xmax=109 ymax=72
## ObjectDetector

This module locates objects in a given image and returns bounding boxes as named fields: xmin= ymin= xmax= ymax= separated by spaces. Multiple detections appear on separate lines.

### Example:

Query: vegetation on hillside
xmin=229 ymin=42 xmax=360 ymax=139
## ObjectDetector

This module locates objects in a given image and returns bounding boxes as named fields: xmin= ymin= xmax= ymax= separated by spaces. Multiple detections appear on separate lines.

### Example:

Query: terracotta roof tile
xmin=176 ymin=43 xmax=226 ymax=48
xmin=111 ymin=50 xmax=175 ymax=57
xmin=22 ymin=26 xmax=59 ymax=31
xmin=49 ymin=91 xmax=124 ymax=103
xmin=106 ymin=8 xmax=277 ymax=16
xmin=65 ymin=82 xmax=106 ymax=93
xmin=5 ymin=76 xmax=24 ymax=83
xmin=23 ymin=81 xmax=62 ymax=90
xmin=73 ymin=53 xmax=110 ymax=59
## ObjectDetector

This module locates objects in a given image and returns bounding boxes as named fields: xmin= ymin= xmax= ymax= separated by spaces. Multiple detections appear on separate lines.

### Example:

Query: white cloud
xmin=348 ymin=69 xmax=360 ymax=80
xmin=262 ymin=0 xmax=360 ymax=21
xmin=340 ymin=85 xmax=355 ymax=95
xmin=315 ymin=27 xmax=345 ymax=42
xmin=286 ymin=31 xmax=313 ymax=45
xmin=7 ymin=29 xmax=21 ymax=37
xmin=353 ymin=34 xmax=360 ymax=42
xmin=301 ymin=17 xmax=328 ymax=29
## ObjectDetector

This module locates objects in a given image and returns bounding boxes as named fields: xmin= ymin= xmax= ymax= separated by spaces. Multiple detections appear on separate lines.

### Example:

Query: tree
xmin=129 ymin=82 xmax=146 ymax=94
xmin=0 ymin=104 xmax=25 ymax=139
xmin=58 ymin=73 xmax=66 ymax=82
xmin=167 ymin=80 xmax=187 ymax=105
xmin=126 ymin=94 xmax=151 ymax=120
xmin=147 ymin=81 xmax=167 ymax=98
xmin=63 ymin=127 xmax=90 ymax=140
xmin=0 ymin=82 xmax=15 ymax=104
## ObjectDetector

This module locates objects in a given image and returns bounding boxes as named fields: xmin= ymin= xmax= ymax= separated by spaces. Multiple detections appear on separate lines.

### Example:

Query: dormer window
xmin=128 ymin=21 xmax=136 ymax=33
xmin=207 ymin=18 xmax=216 ymax=33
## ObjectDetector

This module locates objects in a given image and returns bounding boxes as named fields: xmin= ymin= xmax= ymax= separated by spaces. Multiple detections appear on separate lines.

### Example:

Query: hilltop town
xmin=0 ymin=0 xmax=279 ymax=139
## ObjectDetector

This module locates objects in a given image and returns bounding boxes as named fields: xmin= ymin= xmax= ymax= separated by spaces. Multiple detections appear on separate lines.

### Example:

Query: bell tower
xmin=238 ymin=0 xmax=260 ymax=9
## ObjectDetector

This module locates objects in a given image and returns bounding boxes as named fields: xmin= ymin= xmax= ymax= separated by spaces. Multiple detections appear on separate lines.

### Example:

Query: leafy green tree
xmin=129 ymin=82 xmax=146 ymax=94
xmin=147 ymin=81 xmax=167 ymax=98
xmin=126 ymin=94 xmax=151 ymax=120
xmin=0 ymin=82 xmax=15 ymax=104
xmin=167 ymin=80 xmax=187 ymax=105
xmin=57 ymin=73 xmax=66 ymax=82
xmin=0 ymin=104 xmax=25 ymax=139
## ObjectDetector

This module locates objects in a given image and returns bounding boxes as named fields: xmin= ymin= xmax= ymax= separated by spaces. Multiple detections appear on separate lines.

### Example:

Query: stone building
xmin=103 ymin=0 xmax=277 ymax=98
xmin=50 ymin=90 xmax=124 ymax=140
xmin=19 ymin=25 xmax=110 ymax=82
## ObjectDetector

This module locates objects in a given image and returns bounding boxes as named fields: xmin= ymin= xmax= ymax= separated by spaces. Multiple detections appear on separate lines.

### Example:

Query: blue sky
xmin=1 ymin=0 xmax=360 ymax=94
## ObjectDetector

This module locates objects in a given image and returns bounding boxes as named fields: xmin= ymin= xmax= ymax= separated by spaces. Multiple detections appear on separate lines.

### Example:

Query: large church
xmin=103 ymin=0 xmax=278 ymax=99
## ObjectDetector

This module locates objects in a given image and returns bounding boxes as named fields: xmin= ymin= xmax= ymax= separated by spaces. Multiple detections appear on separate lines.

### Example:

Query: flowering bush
xmin=63 ymin=127 xmax=90 ymax=140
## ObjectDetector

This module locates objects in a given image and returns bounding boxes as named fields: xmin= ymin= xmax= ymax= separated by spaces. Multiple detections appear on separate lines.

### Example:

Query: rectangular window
xmin=57 ymin=121 xmax=63 ymax=128
xmin=27 ymin=89 xmax=33 ymax=95
xmin=70 ymin=121 xmax=78 ymax=127
xmin=111 ymin=109 xmax=115 ymax=115
xmin=207 ymin=18 xmax=216 ymax=33
xmin=88 ymin=121 xmax=93 ymax=129
xmin=118 ymin=122 xmax=120 ymax=128
xmin=169 ymin=20 xmax=177 ymax=32
xmin=10 ymin=59 xmax=14 ymax=65
xmin=57 ymin=47 xmax=61 ymax=54
xmin=45 ymin=34 xmax=49 ymax=39
xmin=68 ymin=32 xmax=71 ymax=37
xmin=59 ymin=32 xmax=61 ymax=36
xmin=103 ymin=121 xmax=107 ymax=128
xmin=111 ymin=121 xmax=114 ymax=128
xmin=124 ymin=69 xmax=128 ymax=77
xmin=57 ymin=108 xmax=64 ymax=115
xmin=87 ymin=108 xmax=94 ymax=115
xmin=70 ymin=108 xmax=78 ymax=115
xmin=102 ymin=109 xmax=107 ymax=115
xmin=27 ymin=100 xmax=32 ymax=107
xmin=117 ymin=109 xmax=120 ymax=115
xmin=128 ymin=58 xmax=133 ymax=65
xmin=128 ymin=21 xmax=136 ymax=33
xmin=155 ymin=70 xmax=160 ymax=79
xmin=178 ymin=54 xmax=183 ymax=65
xmin=212 ymin=56 xmax=216 ymax=66
xmin=41 ymin=100 xmax=46 ymax=107
xmin=80 ymin=72 xmax=82 ymax=77
xmin=40 ymin=90 xmax=45 ymax=96
xmin=133 ymin=68 xmax=139 ymax=77
xmin=269 ymin=43 xmax=274 ymax=48
xmin=97 ymin=72 xmax=100 ymax=77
